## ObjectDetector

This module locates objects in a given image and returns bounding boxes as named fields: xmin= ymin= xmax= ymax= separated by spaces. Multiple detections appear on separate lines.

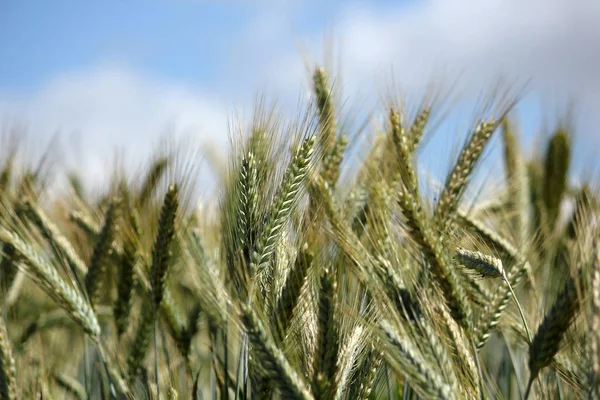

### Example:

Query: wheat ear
xmin=525 ymin=269 xmax=583 ymax=399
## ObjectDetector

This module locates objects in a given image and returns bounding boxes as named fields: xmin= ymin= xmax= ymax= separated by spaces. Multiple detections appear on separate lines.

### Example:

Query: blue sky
xmin=1 ymin=0 xmax=599 ymax=192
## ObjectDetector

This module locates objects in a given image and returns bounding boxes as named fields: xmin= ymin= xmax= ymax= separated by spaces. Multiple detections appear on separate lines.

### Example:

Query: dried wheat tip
xmin=379 ymin=320 xmax=454 ymax=400
xmin=409 ymin=106 xmax=430 ymax=153
xmin=542 ymin=127 xmax=570 ymax=228
xmin=526 ymin=268 xmax=583 ymax=396
xmin=22 ymin=198 xmax=88 ymax=275
xmin=138 ymin=157 xmax=168 ymax=207
xmin=85 ymin=198 xmax=120 ymax=307
xmin=0 ymin=311 xmax=17 ymax=400
xmin=322 ymin=134 xmax=348 ymax=188
xmin=0 ymin=228 xmax=101 ymax=340
xmin=150 ymin=184 xmax=178 ymax=307
xmin=435 ymin=119 xmax=496 ymax=229
xmin=455 ymin=247 xmax=504 ymax=278
xmin=253 ymin=135 xmax=316 ymax=291
xmin=313 ymin=66 xmax=336 ymax=154
xmin=240 ymin=303 xmax=314 ymax=400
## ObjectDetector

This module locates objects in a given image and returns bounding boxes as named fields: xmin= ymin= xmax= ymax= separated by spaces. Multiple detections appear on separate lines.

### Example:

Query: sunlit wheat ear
xmin=0 ymin=229 xmax=101 ymax=340
xmin=313 ymin=67 xmax=336 ymax=154
xmin=408 ymin=106 xmax=431 ymax=153
xmin=397 ymin=190 xmax=472 ymax=328
xmin=0 ymin=307 xmax=17 ymax=400
xmin=525 ymin=269 xmax=583 ymax=399
xmin=380 ymin=320 xmax=454 ymax=400
xmin=434 ymin=119 xmax=496 ymax=230
xmin=253 ymin=135 xmax=316 ymax=294
xmin=240 ymin=303 xmax=314 ymax=400
xmin=22 ymin=198 xmax=88 ymax=275
xmin=591 ymin=244 xmax=600 ymax=399
xmin=543 ymin=127 xmax=571 ymax=229
xmin=85 ymin=198 xmax=120 ymax=307
xmin=390 ymin=108 xmax=418 ymax=195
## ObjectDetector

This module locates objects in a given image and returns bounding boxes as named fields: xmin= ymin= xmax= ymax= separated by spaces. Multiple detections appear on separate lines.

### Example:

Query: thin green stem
xmin=505 ymin=274 xmax=532 ymax=344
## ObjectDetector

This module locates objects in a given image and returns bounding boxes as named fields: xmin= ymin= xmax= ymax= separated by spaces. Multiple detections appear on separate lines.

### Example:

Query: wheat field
xmin=0 ymin=66 xmax=597 ymax=399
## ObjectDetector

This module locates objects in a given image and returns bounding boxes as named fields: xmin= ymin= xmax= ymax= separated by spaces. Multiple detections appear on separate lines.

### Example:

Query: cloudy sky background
xmin=1 ymin=0 xmax=599 ymax=195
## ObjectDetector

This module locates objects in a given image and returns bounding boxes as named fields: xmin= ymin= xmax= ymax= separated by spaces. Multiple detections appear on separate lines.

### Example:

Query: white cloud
xmin=240 ymin=0 xmax=599 ymax=132
xmin=1 ymin=0 xmax=598 ymax=192
xmin=0 ymin=66 xmax=230 ymax=188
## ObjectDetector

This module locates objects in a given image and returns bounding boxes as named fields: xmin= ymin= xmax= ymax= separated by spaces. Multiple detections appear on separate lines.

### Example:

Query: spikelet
xmin=455 ymin=247 xmax=504 ymax=278
xmin=253 ymin=136 xmax=316 ymax=293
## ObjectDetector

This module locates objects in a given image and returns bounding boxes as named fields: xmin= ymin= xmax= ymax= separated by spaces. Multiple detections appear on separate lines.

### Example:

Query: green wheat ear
xmin=253 ymin=135 xmax=316 ymax=294
xmin=85 ymin=197 xmax=120 ymax=307
xmin=525 ymin=269 xmax=583 ymax=399
xmin=543 ymin=127 xmax=571 ymax=230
